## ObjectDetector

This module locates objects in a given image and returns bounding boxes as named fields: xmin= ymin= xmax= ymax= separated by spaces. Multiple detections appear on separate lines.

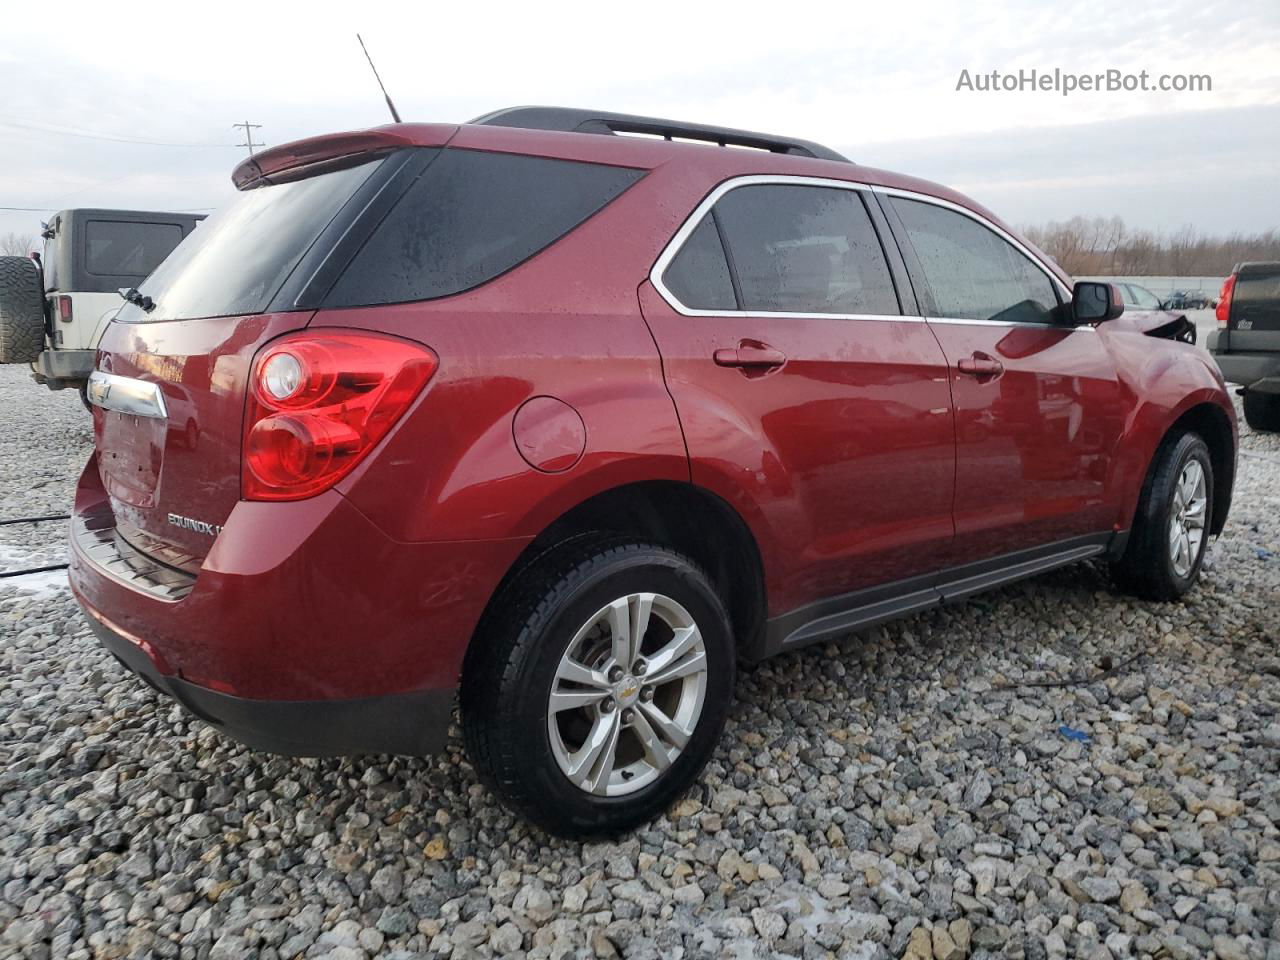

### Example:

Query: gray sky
xmin=3 ymin=0 xmax=1278 ymax=247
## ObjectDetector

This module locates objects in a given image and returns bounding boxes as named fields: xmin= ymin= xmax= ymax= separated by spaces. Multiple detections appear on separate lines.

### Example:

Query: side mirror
xmin=1073 ymin=281 xmax=1124 ymax=324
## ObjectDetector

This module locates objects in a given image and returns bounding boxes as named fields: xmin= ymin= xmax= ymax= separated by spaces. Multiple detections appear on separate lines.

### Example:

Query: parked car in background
xmin=1108 ymin=282 xmax=1198 ymax=344
xmin=0 ymin=209 xmax=203 ymax=397
xmin=1165 ymin=291 xmax=1213 ymax=310
xmin=1118 ymin=282 xmax=1167 ymax=311
xmin=1208 ymin=262 xmax=1280 ymax=431
xmin=71 ymin=107 xmax=1237 ymax=837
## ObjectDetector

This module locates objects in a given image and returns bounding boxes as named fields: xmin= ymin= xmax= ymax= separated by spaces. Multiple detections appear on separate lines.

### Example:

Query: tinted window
xmin=892 ymin=198 xmax=1059 ymax=323
xmin=1235 ymin=272 xmax=1280 ymax=330
xmin=85 ymin=220 xmax=183 ymax=279
xmin=662 ymin=214 xmax=736 ymax=310
xmin=326 ymin=150 xmax=643 ymax=307
xmin=120 ymin=157 xmax=383 ymax=322
xmin=713 ymin=185 xmax=899 ymax=315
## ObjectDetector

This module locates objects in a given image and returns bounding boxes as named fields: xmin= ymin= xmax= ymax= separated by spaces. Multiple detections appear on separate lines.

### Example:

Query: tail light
xmin=56 ymin=295 xmax=73 ymax=323
xmin=243 ymin=331 xmax=437 ymax=501
xmin=1215 ymin=275 xmax=1236 ymax=328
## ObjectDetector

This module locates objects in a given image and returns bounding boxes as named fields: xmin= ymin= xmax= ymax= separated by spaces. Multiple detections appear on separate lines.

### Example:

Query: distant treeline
xmin=1020 ymin=217 xmax=1280 ymax=277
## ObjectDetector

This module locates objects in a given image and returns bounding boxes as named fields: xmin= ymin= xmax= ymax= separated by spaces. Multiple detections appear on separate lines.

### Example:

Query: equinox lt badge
xmin=167 ymin=513 xmax=223 ymax=536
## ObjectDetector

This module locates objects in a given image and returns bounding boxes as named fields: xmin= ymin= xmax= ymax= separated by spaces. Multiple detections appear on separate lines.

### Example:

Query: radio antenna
xmin=357 ymin=34 xmax=402 ymax=123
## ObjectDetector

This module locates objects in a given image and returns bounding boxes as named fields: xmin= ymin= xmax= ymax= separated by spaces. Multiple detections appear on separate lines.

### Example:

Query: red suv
xmin=71 ymin=107 xmax=1237 ymax=837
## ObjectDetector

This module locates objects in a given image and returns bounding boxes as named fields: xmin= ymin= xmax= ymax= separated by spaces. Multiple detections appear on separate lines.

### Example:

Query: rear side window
xmin=661 ymin=215 xmax=736 ymax=310
xmin=325 ymin=150 xmax=644 ymax=307
xmin=711 ymin=184 xmax=900 ymax=315
xmin=891 ymin=198 xmax=1059 ymax=324
xmin=1235 ymin=272 xmax=1280 ymax=330
xmin=85 ymin=220 xmax=183 ymax=279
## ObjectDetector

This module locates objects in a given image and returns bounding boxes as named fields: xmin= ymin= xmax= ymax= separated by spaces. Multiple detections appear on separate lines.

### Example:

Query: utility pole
xmin=232 ymin=121 xmax=264 ymax=156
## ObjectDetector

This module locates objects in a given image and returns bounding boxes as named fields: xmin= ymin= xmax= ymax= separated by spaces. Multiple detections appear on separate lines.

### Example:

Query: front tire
xmin=1243 ymin=391 xmax=1280 ymax=432
xmin=1112 ymin=431 xmax=1213 ymax=601
xmin=462 ymin=539 xmax=734 ymax=838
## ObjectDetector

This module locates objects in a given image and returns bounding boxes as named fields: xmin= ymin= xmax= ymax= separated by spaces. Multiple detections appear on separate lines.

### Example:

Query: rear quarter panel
xmin=316 ymin=164 xmax=696 ymax=543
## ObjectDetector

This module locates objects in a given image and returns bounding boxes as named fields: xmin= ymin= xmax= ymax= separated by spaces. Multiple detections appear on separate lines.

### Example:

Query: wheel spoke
xmin=549 ymin=688 xmax=611 ymax=713
xmin=645 ymin=649 xmax=707 ymax=687
xmin=584 ymin=713 xmax=622 ymax=794
xmin=1184 ymin=500 xmax=1206 ymax=528
xmin=605 ymin=598 xmax=635 ymax=670
xmin=638 ymin=700 xmax=692 ymax=750
xmin=629 ymin=708 xmax=673 ymax=771
xmin=568 ymin=711 xmax=621 ymax=791
xmin=644 ymin=625 xmax=701 ymax=677
xmin=629 ymin=594 xmax=654 ymax=666
xmin=555 ymin=657 xmax=611 ymax=691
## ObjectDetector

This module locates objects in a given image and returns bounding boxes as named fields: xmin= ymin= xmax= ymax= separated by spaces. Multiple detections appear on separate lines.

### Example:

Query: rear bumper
xmin=69 ymin=455 xmax=531 ymax=756
xmin=1207 ymin=343 xmax=1280 ymax=391
xmin=80 ymin=601 xmax=454 ymax=756
xmin=32 ymin=348 xmax=94 ymax=388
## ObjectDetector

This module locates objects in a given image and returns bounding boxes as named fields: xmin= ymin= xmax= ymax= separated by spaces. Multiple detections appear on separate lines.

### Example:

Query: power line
xmin=233 ymin=121 xmax=264 ymax=156
xmin=0 ymin=116 xmax=235 ymax=148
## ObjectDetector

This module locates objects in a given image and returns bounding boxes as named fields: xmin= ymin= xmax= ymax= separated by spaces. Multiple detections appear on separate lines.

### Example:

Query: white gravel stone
xmin=2 ymin=365 xmax=1278 ymax=958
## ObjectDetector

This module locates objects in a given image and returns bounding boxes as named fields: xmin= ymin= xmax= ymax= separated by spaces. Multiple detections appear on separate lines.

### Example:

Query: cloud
xmin=2 ymin=0 xmax=1277 ymax=240
xmin=862 ymin=103 xmax=1280 ymax=233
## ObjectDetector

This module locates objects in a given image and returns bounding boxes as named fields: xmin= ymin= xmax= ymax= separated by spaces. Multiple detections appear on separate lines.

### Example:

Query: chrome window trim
xmin=928 ymin=316 xmax=1096 ymax=332
xmin=86 ymin=371 xmax=169 ymax=419
xmin=650 ymin=174 xmax=914 ymax=323
xmin=649 ymin=174 xmax=1080 ymax=330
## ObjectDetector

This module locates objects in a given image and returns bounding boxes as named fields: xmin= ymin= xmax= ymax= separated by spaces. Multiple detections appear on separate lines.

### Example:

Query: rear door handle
xmin=957 ymin=354 xmax=1004 ymax=379
xmin=713 ymin=345 xmax=787 ymax=368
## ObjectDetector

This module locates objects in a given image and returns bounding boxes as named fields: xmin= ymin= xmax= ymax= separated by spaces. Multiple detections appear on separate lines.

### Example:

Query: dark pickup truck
xmin=1208 ymin=261 xmax=1280 ymax=431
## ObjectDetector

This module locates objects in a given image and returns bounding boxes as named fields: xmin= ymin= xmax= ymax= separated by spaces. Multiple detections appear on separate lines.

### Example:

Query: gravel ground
xmin=1 ymin=361 xmax=1277 ymax=960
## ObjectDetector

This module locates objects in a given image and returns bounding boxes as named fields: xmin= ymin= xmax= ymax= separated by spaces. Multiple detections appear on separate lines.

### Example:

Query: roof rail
xmin=469 ymin=106 xmax=850 ymax=163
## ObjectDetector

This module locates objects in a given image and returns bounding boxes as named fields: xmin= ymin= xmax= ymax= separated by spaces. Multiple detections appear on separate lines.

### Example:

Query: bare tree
xmin=1021 ymin=217 xmax=1280 ymax=276
xmin=0 ymin=232 xmax=35 ymax=257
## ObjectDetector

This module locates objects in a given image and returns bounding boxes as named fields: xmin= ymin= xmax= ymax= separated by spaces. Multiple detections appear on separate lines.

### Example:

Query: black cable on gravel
xmin=0 ymin=513 xmax=70 ymax=526
xmin=0 ymin=562 xmax=69 ymax=579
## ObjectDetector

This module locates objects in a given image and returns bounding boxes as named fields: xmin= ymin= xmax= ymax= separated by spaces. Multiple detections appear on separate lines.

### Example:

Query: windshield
xmin=1124 ymin=284 xmax=1163 ymax=310
xmin=118 ymin=157 xmax=383 ymax=322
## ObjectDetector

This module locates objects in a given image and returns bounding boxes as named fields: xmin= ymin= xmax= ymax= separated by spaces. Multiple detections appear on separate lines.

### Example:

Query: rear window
xmin=323 ymin=150 xmax=644 ymax=308
xmin=85 ymin=220 xmax=183 ymax=279
xmin=121 ymin=157 xmax=384 ymax=322
xmin=1235 ymin=272 xmax=1280 ymax=330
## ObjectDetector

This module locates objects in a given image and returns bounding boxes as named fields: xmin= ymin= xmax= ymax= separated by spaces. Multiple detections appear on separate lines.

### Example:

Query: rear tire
xmin=462 ymin=538 xmax=734 ymax=838
xmin=0 ymin=256 xmax=45 ymax=364
xmin=1111 ymin=431 xmax=1213 ymax=601
xmin=1243 ymin=391 xmax=1280 ymax=432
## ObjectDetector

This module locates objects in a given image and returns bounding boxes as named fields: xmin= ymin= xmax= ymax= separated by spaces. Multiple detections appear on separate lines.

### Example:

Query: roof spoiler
xmin=231 ymin=127 xmax=440 ymax=190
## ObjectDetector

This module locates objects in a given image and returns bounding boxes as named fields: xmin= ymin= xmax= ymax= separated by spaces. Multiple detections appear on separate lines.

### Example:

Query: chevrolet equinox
xmin=71 ymin=107 xmax=1237 ymax=837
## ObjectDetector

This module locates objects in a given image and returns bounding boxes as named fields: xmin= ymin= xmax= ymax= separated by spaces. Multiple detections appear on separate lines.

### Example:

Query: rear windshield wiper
xmin=121 ymin=287 xmax=156 ymax=313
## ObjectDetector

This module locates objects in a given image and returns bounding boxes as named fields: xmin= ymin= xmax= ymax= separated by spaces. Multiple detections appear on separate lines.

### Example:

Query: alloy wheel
xmin=547 ymin=592 xmax=708 ymax=796
xmin=1168 ymin=459 xmax=1208 ymax=578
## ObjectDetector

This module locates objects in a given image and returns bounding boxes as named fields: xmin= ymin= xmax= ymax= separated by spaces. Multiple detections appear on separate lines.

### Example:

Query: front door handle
xmin=957 ymin=354 xmax=1004 ymax=379
xmin=713 ymin=344 xmax=787 ymax=368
